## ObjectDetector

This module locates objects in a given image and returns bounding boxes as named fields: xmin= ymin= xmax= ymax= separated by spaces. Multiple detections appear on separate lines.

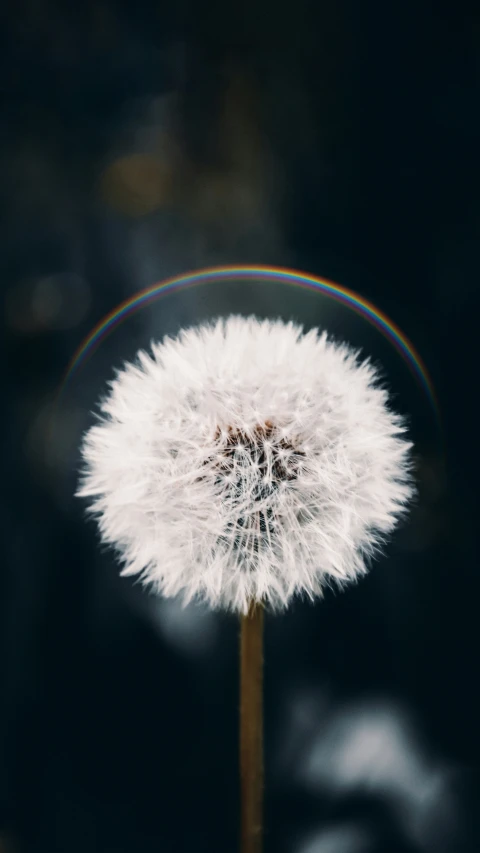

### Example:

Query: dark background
xmin=2 ymin=2 xmax=479 ymax=852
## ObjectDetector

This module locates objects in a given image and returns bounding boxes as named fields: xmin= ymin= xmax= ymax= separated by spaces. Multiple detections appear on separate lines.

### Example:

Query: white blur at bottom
xmin=279 ymin=691 xmax=466 ymax=852
xmin=296 ymin=823 xmax=373 ymax=853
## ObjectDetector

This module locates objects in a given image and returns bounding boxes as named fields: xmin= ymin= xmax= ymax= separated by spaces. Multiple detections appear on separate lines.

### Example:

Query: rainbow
xmin=57 ymin=265 xmax=440 ymax=425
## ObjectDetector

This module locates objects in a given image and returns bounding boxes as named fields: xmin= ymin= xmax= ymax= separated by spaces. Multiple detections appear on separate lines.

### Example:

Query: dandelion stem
xmin=240 ymin=600 xmax=264 ymax=853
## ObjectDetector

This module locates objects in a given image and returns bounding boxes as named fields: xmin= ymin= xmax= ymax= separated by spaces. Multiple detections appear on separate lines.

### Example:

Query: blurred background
xmin=2 ymin=1 xmax=480 ymax=851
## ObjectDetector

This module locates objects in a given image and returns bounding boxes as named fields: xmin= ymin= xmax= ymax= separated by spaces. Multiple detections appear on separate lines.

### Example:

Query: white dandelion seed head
xmin=77 ymin=315 xmax=414 ymax=614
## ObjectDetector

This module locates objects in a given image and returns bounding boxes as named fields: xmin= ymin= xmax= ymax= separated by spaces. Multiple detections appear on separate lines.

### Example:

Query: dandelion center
xmin=210 ymin=420 xmax=305 ymax=556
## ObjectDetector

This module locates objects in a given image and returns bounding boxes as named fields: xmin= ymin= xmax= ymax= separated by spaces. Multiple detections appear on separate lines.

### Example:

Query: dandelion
xmin=77 ymin=315 xmax=414 ymax=853
xmin=78 ymin=316 xmax=413 ymax=612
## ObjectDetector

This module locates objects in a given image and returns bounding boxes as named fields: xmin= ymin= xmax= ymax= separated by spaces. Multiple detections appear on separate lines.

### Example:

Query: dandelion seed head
xmin=77 ymin=315 xmax=414 ymax=613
